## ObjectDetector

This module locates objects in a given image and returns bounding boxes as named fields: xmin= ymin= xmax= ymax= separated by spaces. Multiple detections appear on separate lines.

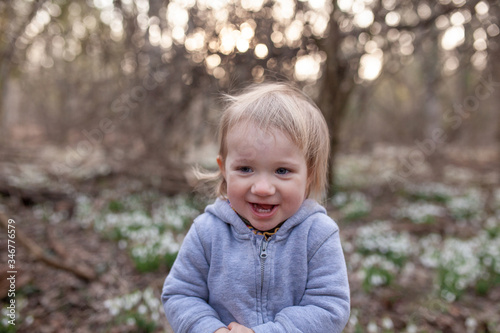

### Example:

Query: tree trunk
xmin=0 ymin=1 xmax=42 ymax=141
xmin=422 ymin=41 xmax=440 ymax=140
xmin=317 ymin=18 xmax=355 ymax=197
xmin=489 ymin=2 xmax=500 ymax=166
xmin=0 ymin=61 xmax=11 ymax=143
xmin=494 ymin=47 xmax=500 ymax=167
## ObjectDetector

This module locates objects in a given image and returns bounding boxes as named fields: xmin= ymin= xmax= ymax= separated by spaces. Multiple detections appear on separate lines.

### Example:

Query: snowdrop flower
xmin=441 ymin=289 xmax=456 ymax=302
xmin=367 ymin=321 xmax=379 ymax=333
xmin=151 ymin=311 xmax=160 ymax=321
xmin=165 ymin=231 xmax=182 ymax=252
xmin=152 ymin=196 xmax=200 ymax=230
xmin=485 ymin=216 xmax=499 ymax=233
xmin=340 ymin=192 xmax=372 ymax=220
xmin=418 ymin=234 xmax=442 ymax=268
xmin=138 ymin=304 xmax=147 ymax=315
xmin=348 ymin=310 xmax=359 ymax=327
xmin=104 ymin=299 xmax=121 ymax=316
xmin=492 ymin=188 xmax=500 ymax=210
xmin=466 ymin=317 xmax=478 ymax=333
xmin=126 ymin=291 xmax=142 ymax=309
xmin=74 ymin=195 xmax=95 ymax=227
xmin=406 ymin=323 xmax=418 ymax=333
xmin=342 ymin=241 xmax=354 ymax=254
xmin=405 ymin=182 xmax=457 ymax=201
xmin=381 ymin=317 xmax=394 ymax=330
xmin=25 ymin=315 xmax=34 ymax=326
xmin=370 ymin=274 xmax=386 ymax=286
xmin=446 ymin=188 xmax=484 ymax=221
xmin=480 ymin=236 xmax=500 ymax=274
xmin=356 ymin=221 xmax=413 ymax=259
xmin=394 ymin=202 xmax=445 ymax=224
xmin=362 ymin=255 xmax=397 ymax=272
xmin=331 ymin=192 xmax=348 ymax=207
xmin=144 ymin=288 xmax=160 ymax=310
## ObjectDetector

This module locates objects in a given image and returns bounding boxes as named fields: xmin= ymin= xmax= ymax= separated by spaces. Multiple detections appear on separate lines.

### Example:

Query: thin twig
xmin=0 ymin=213 xmax=96 ymax=281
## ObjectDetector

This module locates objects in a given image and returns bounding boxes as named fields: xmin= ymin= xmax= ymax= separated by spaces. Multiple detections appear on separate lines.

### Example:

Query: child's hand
xmin=227 ymin=322 xmax=255 ymax=333
xmin=214 ymin=328 xmax=230 ymax=333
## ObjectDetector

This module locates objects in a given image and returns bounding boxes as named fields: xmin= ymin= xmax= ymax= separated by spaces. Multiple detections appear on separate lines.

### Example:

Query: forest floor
xmin=0 ymin=143 xmax=499 ymax=333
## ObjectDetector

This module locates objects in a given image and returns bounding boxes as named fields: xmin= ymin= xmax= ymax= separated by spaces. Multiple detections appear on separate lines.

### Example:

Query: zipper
xmin=259 ymin=238 xmax=269 ymax=323
xmin=260 ymin=238 xmax=269 ymax=259
xmin=260 ymin=239 xmax=269 ymax=284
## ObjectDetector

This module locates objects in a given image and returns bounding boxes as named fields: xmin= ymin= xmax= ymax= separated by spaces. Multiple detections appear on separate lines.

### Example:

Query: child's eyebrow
xmin=229 ymin=158 xmax=253 ymax=165
xmin=276 ymin=160 xmax=302 ymax=169
xmin=230 ymin=158 xmax=302 ymax=168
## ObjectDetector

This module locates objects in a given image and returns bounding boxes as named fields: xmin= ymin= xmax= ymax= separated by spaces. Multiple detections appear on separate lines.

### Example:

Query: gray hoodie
xmin=161 ymin=198 xmax=350 ymax=333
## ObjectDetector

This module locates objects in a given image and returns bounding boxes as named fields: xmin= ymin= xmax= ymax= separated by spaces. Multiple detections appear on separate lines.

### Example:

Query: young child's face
xmin=218 ymin=122 xmax=309 ymax=231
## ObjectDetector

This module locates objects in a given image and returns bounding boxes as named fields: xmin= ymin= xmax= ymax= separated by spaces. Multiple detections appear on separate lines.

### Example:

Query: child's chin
xmin=249 ymin=218 xmax=281 ymax=232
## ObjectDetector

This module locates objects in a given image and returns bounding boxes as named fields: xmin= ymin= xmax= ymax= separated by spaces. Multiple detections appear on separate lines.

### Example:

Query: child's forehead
xmin=228 ymin=125 xmax=274 ymax=150
xmin=230 ymin=119 xmax=270 ymax=133
xmin=225 ymin=122 xmax=305 ymax=159
xmin=226 ymin=121 xmax=287 ymax=145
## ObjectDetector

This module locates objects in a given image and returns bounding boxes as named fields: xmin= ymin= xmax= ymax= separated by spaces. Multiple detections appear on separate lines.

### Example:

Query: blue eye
xmin=276 ymin=168 xmax=289 ymax=175
xmin=238 ymin=166 xmax=252 ymax=173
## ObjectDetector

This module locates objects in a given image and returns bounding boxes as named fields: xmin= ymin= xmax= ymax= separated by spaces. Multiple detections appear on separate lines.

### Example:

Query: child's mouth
xmin=251 ymin=203 xmax=277 ymax=215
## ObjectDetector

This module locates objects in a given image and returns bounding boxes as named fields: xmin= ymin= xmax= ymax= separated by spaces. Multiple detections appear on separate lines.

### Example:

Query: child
xmin=161 ymin=82 xmax=350 ymax=333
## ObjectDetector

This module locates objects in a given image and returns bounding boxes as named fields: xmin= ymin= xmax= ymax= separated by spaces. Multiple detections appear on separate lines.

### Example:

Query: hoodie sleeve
xmin=252 ymin=229 xmax=350 ymax=333
xmin=161 ymin=222 xmax=226 ymax=333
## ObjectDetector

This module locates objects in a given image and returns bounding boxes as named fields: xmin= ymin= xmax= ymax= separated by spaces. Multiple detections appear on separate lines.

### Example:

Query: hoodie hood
xmin=205 ymin=198 xmax=326 ymax=241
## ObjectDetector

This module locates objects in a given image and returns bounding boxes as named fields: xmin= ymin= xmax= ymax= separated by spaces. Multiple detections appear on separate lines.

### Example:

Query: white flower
xmin=446 ymin=188 xmax=484 ymax=221
xmin=152 ymin=196 xmax=200 ymax=229
xmin=441 ymin=289 xmax=456 ymax=302
xmin=406 ymin=323 xmax=418 ymax=333
xmin=370 ymin=274 xmax=386 ymax=286
xmin=126 ymin=317 xmax=136 ymax=326
xmin=25 ymin=315 xmax=34 ymax=325
xmin=405 ymin=182 xmax=457 ymax=201
xmin=331 ymin=192 xmax=348 ymax=207
xmin=339 ymin=192 xmax=372 ymax=220
xmin=367 ymin=321 xmax=379 ymax=333
xmin=419 ymin=234 xmax=442 ymax=268
xmin=440 ymin=238 xmax=481 ymax=286
xmin=104 ymin=299 xmax=121 ymax=316
xmin=348 ymin=311 xmax=358 ymax=326
xmin=382 ymin=317 xmax=394 ymax=329
xmin=492 ymin=188 xmax=500 ymax=209
xmin=138 ymin=304 xmax=147 ymax=315
xmin=356 ymin=221 xmax=413 ymax=258
xmin=465 ymin=317 xmax=477 ymax=333
xmin=394 ymin=201 xmax=444 ymax=224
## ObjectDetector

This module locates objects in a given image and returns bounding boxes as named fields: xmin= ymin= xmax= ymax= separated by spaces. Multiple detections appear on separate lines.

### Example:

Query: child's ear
xmin=216 ymin=155 xmax=225 ymax=177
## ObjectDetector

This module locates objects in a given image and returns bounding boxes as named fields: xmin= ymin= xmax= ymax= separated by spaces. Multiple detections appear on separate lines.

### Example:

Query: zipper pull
xmin=260 ymin=239 xmax=269 ymax=259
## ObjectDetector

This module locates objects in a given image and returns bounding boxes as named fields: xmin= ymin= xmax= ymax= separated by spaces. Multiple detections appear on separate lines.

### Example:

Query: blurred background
xmin=0 ymin=0 xmax=499 ymax=332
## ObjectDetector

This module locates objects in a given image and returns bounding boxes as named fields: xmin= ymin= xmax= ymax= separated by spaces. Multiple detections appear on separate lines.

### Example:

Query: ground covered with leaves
xmin=1 ymin=145 xmax=499 ymax=333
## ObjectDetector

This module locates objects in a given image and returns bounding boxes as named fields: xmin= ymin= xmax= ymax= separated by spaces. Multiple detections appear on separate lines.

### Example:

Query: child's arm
xmin=162 ymin=224 xmax=226 ymax=333
xmin=252 ymin=229 xmax=350 ymax=333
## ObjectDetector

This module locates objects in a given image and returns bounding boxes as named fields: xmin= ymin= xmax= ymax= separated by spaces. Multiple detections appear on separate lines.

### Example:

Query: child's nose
xmin=251 ymin=176 xmax=275 ymax=196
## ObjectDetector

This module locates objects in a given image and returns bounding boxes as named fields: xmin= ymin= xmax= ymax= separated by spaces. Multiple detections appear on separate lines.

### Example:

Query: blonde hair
xmin=203 ymin=82 xmax=330 ymax=200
